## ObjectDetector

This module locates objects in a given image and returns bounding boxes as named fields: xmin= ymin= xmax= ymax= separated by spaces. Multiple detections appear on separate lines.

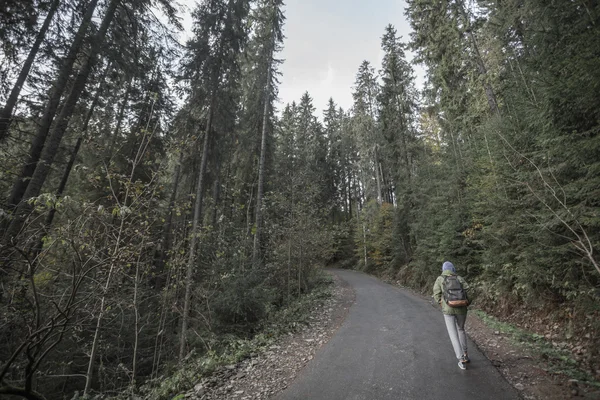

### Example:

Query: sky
xmin=276 ymin=0 xmax=424 ymax=116
xmin=178 ymin=0 xmax=425 ymax=118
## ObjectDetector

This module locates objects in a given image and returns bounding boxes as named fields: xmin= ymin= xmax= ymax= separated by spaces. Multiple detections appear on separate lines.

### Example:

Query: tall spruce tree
xmin=179 ymin=0 xmax=250 ymax=359
xmin=351 ymin=61 xmax=382 ymax=205
xmin=378 ymin=24 xmax=418 ymax=264
xmin=248 ymin=0 xmax=285 ymax=265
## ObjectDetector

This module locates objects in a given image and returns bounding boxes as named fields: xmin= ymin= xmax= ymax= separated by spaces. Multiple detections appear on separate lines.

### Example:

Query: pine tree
xmin=248 ymin=0 xmax=285 ymax=264
xmin=378 ymin=24 xmax=419 ymax=264
xmin=0 ymin=0 xmax=60 ymax=141
xmin=351 ymin=61 xmax=382 ymax=205
xmin=179 ymin=0 xmax=251 ymax=360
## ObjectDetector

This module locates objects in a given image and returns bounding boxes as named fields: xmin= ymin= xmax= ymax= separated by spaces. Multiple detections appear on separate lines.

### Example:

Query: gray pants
xmin=443 ymin=314 xmax=468 ymax=359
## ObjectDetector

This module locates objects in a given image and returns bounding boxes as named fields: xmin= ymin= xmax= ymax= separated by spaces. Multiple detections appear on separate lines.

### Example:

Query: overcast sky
xmin=276 ymin=0 xmax=424 ymax=116
xmin=178 ymin=0 xmax=424 ymax=118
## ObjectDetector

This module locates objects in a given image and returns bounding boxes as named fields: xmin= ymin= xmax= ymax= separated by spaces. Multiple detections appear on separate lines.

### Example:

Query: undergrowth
xmin=472 ymin=309 xmax=600 ymax=388
xmin=134 ymin=271 xmax=334 ymax=400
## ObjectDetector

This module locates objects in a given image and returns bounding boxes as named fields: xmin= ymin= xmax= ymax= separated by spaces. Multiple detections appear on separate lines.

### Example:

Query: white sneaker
xmin=458 ymin=361 xmax=466 ymax=370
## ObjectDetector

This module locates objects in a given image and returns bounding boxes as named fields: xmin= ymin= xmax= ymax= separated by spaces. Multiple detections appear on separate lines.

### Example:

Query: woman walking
xmin=433 ymin=261 xmax=470 ymax=369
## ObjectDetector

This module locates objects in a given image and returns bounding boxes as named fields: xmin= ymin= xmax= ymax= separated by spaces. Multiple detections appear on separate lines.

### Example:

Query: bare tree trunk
xmin=379 ymin=161 xmax=389 ymax=203
xmin=287 ymin=236 xmax=292 ymax=299
xmin=374 ymin=145 xmax=382 ymax=205
xmin=151 ymin=270 xmax=172 ymax=379
xmin=210 ymin=153 xmax=222 ymax=229
xmin=360 ymin=207 xmax=367 ymax=268
xmin=105 ymin=77 xmax=133 ymax=162
xmin=456 ymin=0 xmax=500 ymax=115
xmin=468 ymin=31 xmax=499 ymax=114
xmin=287 ymin=170 xmax=294 ymax=300
xmin=298 ymin=243 xmax=302 ymax=296
xmin=390 ymin=68 xmax=411 ymax=186
xmin=6 ymin=0 xmax=99 ymax=210
xmin=346 ymin=165 xmax=352 ymax=221
xmin=84 ymin=261 xmax=115 ymax=396
xmin=341 ymin=165 xmax=348 ymax=217
xmin=252 ymin=49 xmax=273 ymax=265
xmin=180 ymin=98 xmax=214 ymax=360
xmin=131 ymin=247 xmax=143 ymax=386
xmin=154 ymin=151 xmax=183 ymax=285
xmin=4 ymin=0 xmax=119 ymax=245
xmin=0 ymin=0 xmax=60 ymax=142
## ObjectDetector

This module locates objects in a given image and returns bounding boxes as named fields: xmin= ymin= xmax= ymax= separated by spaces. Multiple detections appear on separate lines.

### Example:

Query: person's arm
xmin=433 ymin=276 xmax=443 ymax=304
xmin=459 ymin=276 xmax=470 ymax=302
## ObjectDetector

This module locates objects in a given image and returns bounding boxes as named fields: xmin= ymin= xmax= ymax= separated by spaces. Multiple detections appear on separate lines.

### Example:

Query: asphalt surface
xmin=276 ymin=269 xmax=520 ymax=400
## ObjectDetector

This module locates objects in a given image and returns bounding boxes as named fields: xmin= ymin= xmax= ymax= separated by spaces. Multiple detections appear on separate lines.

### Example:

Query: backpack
xmin=442 ymin=275 xmax=469 ymax=307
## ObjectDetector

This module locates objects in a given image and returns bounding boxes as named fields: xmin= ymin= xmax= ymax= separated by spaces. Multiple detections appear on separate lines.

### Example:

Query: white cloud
xmin=321 ymin=64 xmax=334 ymax=88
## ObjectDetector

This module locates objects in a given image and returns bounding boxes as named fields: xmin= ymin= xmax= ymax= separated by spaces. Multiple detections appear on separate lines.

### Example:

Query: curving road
xmin=276 ymin=269 xmax=519 ymax=400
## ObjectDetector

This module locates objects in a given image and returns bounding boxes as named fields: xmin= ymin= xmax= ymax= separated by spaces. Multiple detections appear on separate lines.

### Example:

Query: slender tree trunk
xmin=151 ymin=270 xmax=172 ymax=379
xmin=105 ymin=77 xmax=132 ymax=162
xmin=456 ymin=0 xmax=499 ymax=115
xmin=28 ymin=70 xmax=106 ymax=260
xmin=360 ymin=208 xmax=367 ymax=268
xmin=341 ymin=165 xmax=348 ymax=217
xmin=390 ymin=74 xmax=411 ymax=186
xmin=6 ymin=0 xmax=99 ymax=210
xmin=210 ymin=152 xmax=222 ymax=228
xmin=0 ymin=0 xmax=61 ymax=142
xmin=84 ymin=263 xmax=115 ymax=396
xmin=379 ymin=161 xmax=390 ymax=203
xmin=468 ymin=30 xmax=499 ymax=114
xmin=180 ymin=98 xmax=214 ymax=360
xmin=252 ymin=50 xmax=273 ymax=265
xmin=346 ymin=165 xmax=352 ymax=221
xmin=43 ymin=66 xmax=107 ymax=230
xmin=298 ymin=242 xmax=302 ymax=296
xmin=154 ymin=151 xmax=183 ymax=285
xmin=3 ymin=0 xmax=119 ymax=245
xmin=287 ymin=236 xmax=292 ymax=299
xmin=287 ymin=168 xmax=294 ymax=300
xmin=374 ymin=145 xmax=382 ymax=205
xmin=131 ymin=248 xmax=142 ymax=386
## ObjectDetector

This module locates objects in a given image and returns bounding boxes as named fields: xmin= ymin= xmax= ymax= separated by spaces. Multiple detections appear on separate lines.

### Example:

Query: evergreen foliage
xmin=0 ymin=0 xmax=599 ymax=397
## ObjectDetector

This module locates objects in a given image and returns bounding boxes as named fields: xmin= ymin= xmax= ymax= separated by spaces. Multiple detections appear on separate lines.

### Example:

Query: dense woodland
xmin=0 ymin=0 xmax=599 ymax=398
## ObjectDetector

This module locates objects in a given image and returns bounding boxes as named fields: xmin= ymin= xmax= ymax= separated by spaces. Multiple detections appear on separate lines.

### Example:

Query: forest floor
xmin=182 ymin=270 xmax=600 ymax=400
xmin=182 ymin=273 xmax=355 ymax=400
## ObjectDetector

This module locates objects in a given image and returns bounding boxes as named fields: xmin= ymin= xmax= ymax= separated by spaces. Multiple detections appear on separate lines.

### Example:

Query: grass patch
xmin=136 ymin=270 xmax=335 ymax=400
xmin=472 ymin=309 xmax=600 ymax=388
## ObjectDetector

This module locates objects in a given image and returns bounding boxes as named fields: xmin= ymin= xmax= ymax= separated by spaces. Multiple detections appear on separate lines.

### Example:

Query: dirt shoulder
xmin=184 ymin=272 xmax=355 ymax=400
xmin=467 ymin=311 xmax=600 ymax=400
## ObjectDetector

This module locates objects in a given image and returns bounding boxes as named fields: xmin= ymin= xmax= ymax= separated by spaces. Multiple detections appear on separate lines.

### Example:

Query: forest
xmin=0 ymin=0 xmax=598 ymax=399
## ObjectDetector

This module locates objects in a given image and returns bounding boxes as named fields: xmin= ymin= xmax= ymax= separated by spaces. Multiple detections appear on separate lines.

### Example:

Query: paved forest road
xmin=276 ymin=269 xmax=520 ymax=400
